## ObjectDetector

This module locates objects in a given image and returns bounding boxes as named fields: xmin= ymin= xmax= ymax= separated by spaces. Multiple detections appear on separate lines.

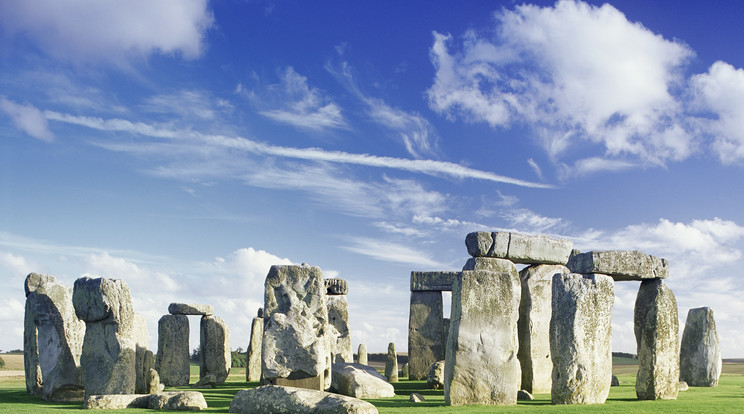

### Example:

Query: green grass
xmin=1 ymin=364 xmax=742 ymax=413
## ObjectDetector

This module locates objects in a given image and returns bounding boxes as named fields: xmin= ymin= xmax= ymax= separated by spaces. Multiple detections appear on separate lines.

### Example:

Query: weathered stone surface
xmin=357 ymin=344 xmax=367 ymax=366
xmin=149 ymin=391 xmax=208 ymax=410
xmin=680 ymin=307 xmax=722 ymax=387
xmin=385 ymin=342 xmax=398 ymax=382
xmin=518 ymin=264 xmax=569 ymax=394
xmin=550 ymin=273 xmax=614 ymax=404
xmin=133 ymin=314 xmax=149 ymax=394
xmin=83 ymin=394 xmax=150 ymax=409
xmin=328 ymin=295 xmax=353 ymax=363
xmin=147 ymin=368 xmax=164 ymax=394
xmin=73 ymin=276 xmax=136 ymax=397
xmin=200 ymin=315 xmax=231 ymax=384
xmin=465 ymin=232 xmax=572 ymax=265
xmin=407 ymin=291 xmax=444 ymax=380
xmin=331 ymin=362 xmax=395 ymax=398
xmin=462 ymin=257 xmax=518 ymax=273
xmin=517 ymin=390 xmax=534 ymax=401
xmin=263 ymin=264 xmax=330 ymax=390
xmin=246 ymin=315 xmax=263 ymax=382
xmin=325 ymin=278 xmax=348 ymax=295
xmin=228 ymin=385 xmax=379 ymax=414
xmin=634 ymin=279 xmax=679 ymax=400
xmin=23 ymin=273 xmax=85 ymax=400
xmin=566 ymin=250 xmax=669 ymax=281
xmin=409 ymin=392 xmax=425 ymax=402
xmin=444 ymin=266 xmax=521 ymax=406
xmin=156 ymin=314 xmax=190 ymax=386
xmin=426 ymin=360 xmax=445 ymax=389
xmin=168 ymin=303 xmax=214 ymax=316
xmin=410 ymin=271 xmax=459 ymax=291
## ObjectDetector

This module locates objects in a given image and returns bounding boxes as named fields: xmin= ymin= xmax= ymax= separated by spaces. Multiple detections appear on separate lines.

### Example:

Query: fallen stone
xmin=324 ymin=278 xmax=348 ymax=295
xmin=83 ymin=394 xmax=150 ymax=409
xmin=193 ymin=373 xmax=216 ymax=388
xmin=426 ymin=360 xmax=445 ymax=389
xmin=200 ymin=315 xmax=231 ymax=384
xmin=634 ymin=279 xmax=679 ymax=400
xmin=407 ymin=291 xmax=444 ymax=380
xmin=156 ymin=314 xmax=190 ymax=386
xmin=263 ymin=264 xmax=331 ymax=391
xmin=517 ymin=390 xmax=534 ymax=401
xmin=678 ymin=381 xmax=689 ymax=391
xmin=228 ymin=385 xmax=378 ymax=414
xmin=149 ymin=391 xmax=208 ymax=410
xmin=409 ymin=271 xmax=459 ymax=291
xmin=385 ymin=342 xmax=398 ymax=382
xmin=23 ymin=273 xmax=85 ymax=400
xmin=611 ymin=375 xmax=620 ymax=386
xmin=328 ymin=295 xmax=353 ymax=363
xmin=518 ymin=264 xmax=569 ymax=394
xmin=357 ymin=344 xmax=368 ymax=366
xmin=409 ymin=393 xmax=425 ymax=402
xmin=680 ymin=307 xmax=722 ymax=387
xmin=168 ymin=303 xmax=214 ymax=316
xmin=246 ymin=314 xmax=263 ymax=382
xmin=331 ymin=362 xmax=395 ymax=398
xmin=465 ymin=232 xmax=573 ymax=265
xmin=566 ymin=250 xmax=669 ymax=281
xmin=444 ymin=266 xmax=521 ymax=406
xmin=551 ymin=273 xmax=614 ymax=404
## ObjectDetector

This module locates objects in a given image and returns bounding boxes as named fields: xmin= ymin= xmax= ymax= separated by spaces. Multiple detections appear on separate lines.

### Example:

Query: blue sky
xmin=1 ymin=0 xmax=743 ymax=358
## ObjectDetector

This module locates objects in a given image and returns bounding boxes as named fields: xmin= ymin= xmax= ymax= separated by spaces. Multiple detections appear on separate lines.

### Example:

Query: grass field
xmin=1 ymin=360 xmax=742 ymax=413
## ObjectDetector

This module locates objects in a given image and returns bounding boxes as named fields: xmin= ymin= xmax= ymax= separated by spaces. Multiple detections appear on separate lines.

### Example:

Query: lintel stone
xmin=567 ymin=250 xmax=669 ymax=281
xmin=465 ymin=232 xmax=572 ymax=265
xmin=168 ymin=303 xmax=214 ymax=316
xmin=410 ymin=271 xmax=460 ymax=291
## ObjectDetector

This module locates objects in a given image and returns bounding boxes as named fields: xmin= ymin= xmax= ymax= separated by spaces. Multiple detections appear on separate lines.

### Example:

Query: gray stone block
xmin=246 ymin=316 xmax=263 ymax=382
xmin=200 ymin=315 xmax=231 ymax=384
xmin=385 ymin=342 xmax=398 ymax=382
xmin=566 ymin=250 xmax=669 ymax=281
xmin=407 ymin=291 xmax=444 ymax=380
xmin=680 ymin=307 xmax=721 ymax=387
xmin=410 ymin=271 xmax=459 ymax=291
xmin=465 ymin=232 xmax=572 ymax=265
xmin=228 ymin=385 xmax=379 ymax=414
xmin=168 ymin=303 xmax=214 ymax=316
xmin=156 ymin=314 xmax=190 ymax=386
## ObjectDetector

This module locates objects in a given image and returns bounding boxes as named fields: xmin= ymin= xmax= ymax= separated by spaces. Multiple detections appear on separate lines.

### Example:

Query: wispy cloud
xmin=0 ymin=96 xmax=54 ymax=141
xmin=142 ymin=90 xmax=232 ymax=121
xmin=342 ymin=237 xmax=450 ymax=268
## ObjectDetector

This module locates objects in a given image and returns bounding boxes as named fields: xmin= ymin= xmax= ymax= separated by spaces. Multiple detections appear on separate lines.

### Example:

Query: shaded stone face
xmin=407 ymin=291 xmax=444 ymax=381
xmin=634 ymin=279 xmax=679 ymax=400
xmin=168 ymin=303 xmax=214 ymax=316
xmin=246 ymin=315 xmax=263 ymax=382
xmin=410 ymin=271 xmax=459 ymax=291
xmin=155 ymin=314 xmax=190 ymax=386
xmin=518 ymin=264 xmax=569 ymax=394
xmin=444 ymin=265 xmax=521 ymax=406
xmin=200 ymin=315 xmax=231 ymax=384
xmin=324 ymin=278 xmax=348 ymax=295
xmin=566 ymin=250 xmax=669 ymax=281
xmin=550 ymin=273 xmax=614 ymax=405
xmin=327 ymin=295 xmax=353 ymax=363
xmin=680 ymin=307 xmax=722 ymax=387
xmin=465 ymin=232 xmax=573 ymax=265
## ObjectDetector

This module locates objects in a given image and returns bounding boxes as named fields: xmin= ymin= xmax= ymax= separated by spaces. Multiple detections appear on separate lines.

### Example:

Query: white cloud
xmin=0 ymin=251 xmax=34 ymax=279
xmin=142 ymin=90 xmax=231 ymax=120
xmin=427 ymin=0 xmax=694 ymax=170
xmin=0 ymin=96 xmax=54 ymax=141
xmin=567 ymin=157 xmax=636 ymax=177
xmin=500 ymin=208 xmax=566 ymax=234
xmin=257 ymin=67 xmax=348 ymax=130
xmin=0 ymin=0 xmax=214 ymax=64
xmin=527 ymin=158 xmax=543 ymax=180
xmin=691 ymin=61 xmax=744 ymax=164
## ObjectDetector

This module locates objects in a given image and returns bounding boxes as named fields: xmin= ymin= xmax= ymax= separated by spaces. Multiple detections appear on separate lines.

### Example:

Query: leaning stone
xmin=465 ymin=232 xmax=572 ymax=265
xmin=149 ymin=391 xmax=208 ymax=410
xmin=193 ymin=373 xmax=216 ymax=388
xmin=410 ymin=271 xmax=459 ymax=291
xmin=23 ymin=273 xmax=85 ymax=400
xmin=634 ymin=279 xmax=679 ymax=400
xmin=680 ymin=307 xmax=722 ymax=387
xmin=357 ymin=344 xmax=368 ymax=366
xmin=328 ymin=295 xmax=353 ymax=363
xmin=518 ymin=264 xmax=569 ymax=394
xmin=156 ymin=314 xmax=190 ymax=386
xmin=83 ymin=394 xmax=150 ymax=409
xmin=324 ymin=278 xmax=348 ymax=295
xmin=228 ymin=385 xmax=378 ymax=414
xmin=611 ymin=375 xmax=620 ymax=386
xmin=246 ymin=314 xmax=263 ymax=382
xmin=168 ymin=303 xmax=214 ymax=316
xmin=444 ymin=265 xmax=521 ymax=406
xmin=551 ymin=273 xmax=614 ymax=404
xmin=517 ymin=390 xmax=534 ymax=401
xmin=407 ymin=291 xmax=444 ymax=380
xmin=678 ymin=381 xmax=689 ymax=391
xmin=409 ymin=392 xmax=425 ymax=402
xmin=427 ymin=360 xmax=445 ymax=389
xmin=200 ymin=315 xmax=231 ymax=384
xmin=73 ymin=276 xmax=137 ymax=397
xmin=566 ymin=250 xmax=669 ymax=281
xmin=385 ymin=342 xmax=398 ymax=382
xmin=331 ymin=362 xmax=395 ymax=398
xmin=263 ymin=264 xmax=331 ymax=391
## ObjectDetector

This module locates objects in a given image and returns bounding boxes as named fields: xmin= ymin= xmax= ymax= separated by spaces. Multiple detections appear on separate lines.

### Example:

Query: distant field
xmin=0 ymin=353 xmax=24 ymax=370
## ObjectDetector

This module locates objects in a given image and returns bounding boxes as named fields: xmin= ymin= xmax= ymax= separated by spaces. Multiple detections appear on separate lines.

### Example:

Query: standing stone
xmin=384 ymin=342 xmax=398 ymax=382
xmin=634 ymin=279 xmax=679 ymax=400
xmin=23 ymin=273 xmax=85 ymax=400
xmin=444 ymin=265 xmax=521 ymax=406
xmin=357 ymin=344 xmax=368 ymax=366
xmin=200 ymin=315 xmax=231 ymax=384
xmin=518 ymin=264 xmax=568 ymax=394
xmin=155 ymin=314 xmax=190 ymax=386
xmin=246 ymin=310 xmax=263 ymax=382
xmin=133 ymin=314 xmax=149 ymax=394
xmin=263 ymin=264 xmax=331 ymax=391
xmin=550 ymin=273 xmax=614 ymax=404
xmin=327 ymin=295 xmax=353 ymax=363
xmin=73 ymin=276 xmax=137 ymax=397
xmin=680 ymin=307 xmax=722 ymax=387
xmin=407 ymin=291 xmax=444 ymax=380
